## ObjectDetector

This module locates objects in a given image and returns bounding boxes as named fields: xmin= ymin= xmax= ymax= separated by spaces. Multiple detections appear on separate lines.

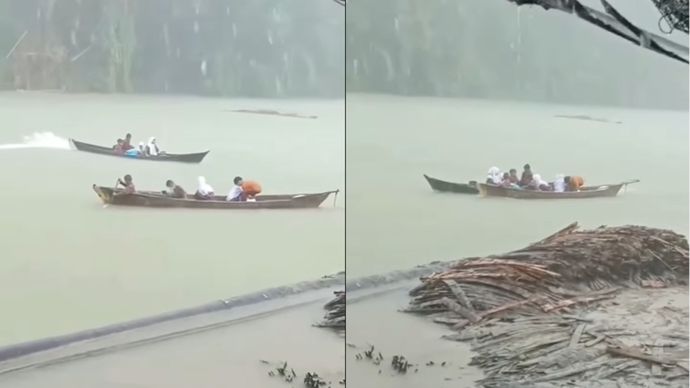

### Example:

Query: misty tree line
xmin=346 ymin=0 xmax=688 ymax=109
xmin=0 ymin=0 xmax=344 ymax=97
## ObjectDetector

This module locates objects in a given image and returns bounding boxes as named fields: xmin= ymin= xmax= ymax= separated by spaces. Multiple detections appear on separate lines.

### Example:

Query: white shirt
xmin=226 ymin=185 xmax=243 ymax=201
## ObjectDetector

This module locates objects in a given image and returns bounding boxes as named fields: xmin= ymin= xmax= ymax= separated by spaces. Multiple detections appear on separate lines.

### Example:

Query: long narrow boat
xmin=477 ymin=180 xmax=639 ymax=199
xmin=423 ymin=174 xmax=479 ymax=194
xmin=70 ymin=139 xmax=209 ymax=164
xmin=93 ymin=185 xmax=338 ymax=209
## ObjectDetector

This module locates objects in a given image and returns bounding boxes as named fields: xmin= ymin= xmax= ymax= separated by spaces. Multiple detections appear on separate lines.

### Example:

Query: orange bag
xmin=241 ymin=181 xmax=262 ymax=196
xmin=570 ymin=176 xmax=584 ymax=190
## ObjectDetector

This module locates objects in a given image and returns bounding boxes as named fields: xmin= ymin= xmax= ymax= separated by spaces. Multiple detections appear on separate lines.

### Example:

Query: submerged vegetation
xmin=0 ymin=0 xmax=343 ymax=97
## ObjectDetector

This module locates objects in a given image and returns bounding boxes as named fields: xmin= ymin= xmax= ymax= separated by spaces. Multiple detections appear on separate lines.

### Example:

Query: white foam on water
xmin=0 ymin=132 xmax=71 ymax=150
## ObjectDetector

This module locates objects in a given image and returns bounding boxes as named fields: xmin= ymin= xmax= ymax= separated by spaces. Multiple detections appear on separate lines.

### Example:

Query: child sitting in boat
xmin=226 ymin=176 xmax=244 ymax=202
xmin=553 ymin=175 xmax=566 ymax=192
xmin=122 ymin=133 xmax=134 ymax=151
xmin=508 ymin=169 xmax=520 ymax=184
xmin=564 ymin=176 xmax=585 ymax=191
xmin=163 ymin=180 xmax=187 ymax=198
xmin=242 ymin=180 xmax=262 ymax=201
xmin=528 ymin=174 xmax=552 ymax=191
xmin=519 ymin=164 xmax=534 ymax=187
xmin=500 ymin=173 xmax=520 ymax=189
xmin=486 ymin=167 xmax=502 ymax=185
xmin=113 ymin=139 xmax=125 ymax=154
xmin=194 ymin=176 xmax=215 ymax=200
xmin=145 ymin=137 xmax=167 ymax=156
xmin=226 ymin=177 xmax=262 ymax=202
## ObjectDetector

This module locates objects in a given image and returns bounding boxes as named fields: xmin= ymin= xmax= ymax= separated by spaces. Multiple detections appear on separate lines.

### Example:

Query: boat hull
xmin=477 ymin=181 xmax=637 ymax=199
xmin=423 ymin=174 xmax=479 ymax=194
xmin=71 ymin=139 xmax=209 ymax=164
xmin=93 ymin=185 xmax=338 ymax=209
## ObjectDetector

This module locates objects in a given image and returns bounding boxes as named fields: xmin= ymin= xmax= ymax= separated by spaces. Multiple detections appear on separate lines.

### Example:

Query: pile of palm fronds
xmin=405 ymin=223 xmax=688 ymax=327
xmin=315 ymin=291 xmax=344 ymax=330
xmin=404 ymin=223 xmax=689 ymax=387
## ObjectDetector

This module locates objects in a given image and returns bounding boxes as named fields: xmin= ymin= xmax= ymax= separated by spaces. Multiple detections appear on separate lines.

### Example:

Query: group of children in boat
xmin=112 ymin=134 xmax=164 ymax=157
xmin=486 ymin=164 xmax=584 ymax=192
xmin=115 ymin=175 xmax=262 ymax=202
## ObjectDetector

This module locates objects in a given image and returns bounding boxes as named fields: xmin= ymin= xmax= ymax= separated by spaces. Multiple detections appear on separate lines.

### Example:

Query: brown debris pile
xmin=404 ymin=223 xmax=689 ymax=387
xmin=406 ymin=223 xmax=688 ymax=325
xmin=445 ymin=305 xmax=689 ymax=388
xmin=315 ymin=291 xmax=345 ymax=330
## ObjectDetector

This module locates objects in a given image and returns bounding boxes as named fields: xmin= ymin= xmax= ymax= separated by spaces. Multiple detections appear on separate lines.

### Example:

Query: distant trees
xmin=346 ymin=0 xmax=688 ymax=109
xmin=0 ymin=0 xmax=344 ymax=98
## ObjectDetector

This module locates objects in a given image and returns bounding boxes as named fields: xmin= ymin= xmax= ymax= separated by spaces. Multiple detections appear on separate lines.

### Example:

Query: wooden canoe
xmin=70 ymin=139 xmax=209 ymax=164
xmin=93 ymin=185 xmax=339 ymax=209
xmin=477 ymin=180 xmax=639 ymax=199
xmin=423 ymin=174 xmax=479 ymax=194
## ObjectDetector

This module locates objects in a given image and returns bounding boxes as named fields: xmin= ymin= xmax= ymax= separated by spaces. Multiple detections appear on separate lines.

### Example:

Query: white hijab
xmin=487 ymin=166 xmax=502 ymax=185
xmin=553 ymin=174 xmax=565 ymax=192
xmin=147 ymin=137 xmax=159 ymax=156
xmin=531 ymin=174 xmax=548 ymax=190
xmin=197 ymin=176 xmax=214 ymax=196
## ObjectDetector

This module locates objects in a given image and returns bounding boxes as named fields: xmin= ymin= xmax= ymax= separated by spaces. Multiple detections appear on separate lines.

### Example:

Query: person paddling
xmin=115 ymin=174 xmax=135 ymax=195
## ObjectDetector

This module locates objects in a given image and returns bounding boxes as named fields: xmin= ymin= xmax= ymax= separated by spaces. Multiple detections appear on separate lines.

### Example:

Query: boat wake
xmin=0 ymin=132 xmax=71 ymax=150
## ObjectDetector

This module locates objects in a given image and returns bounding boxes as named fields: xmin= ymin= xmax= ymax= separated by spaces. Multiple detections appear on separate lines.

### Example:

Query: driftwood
xmin=404 ymin=223 xmax=689 ymax=387
xmin=406 ymin=223 xmax=687 ymax=323
xmin=315 ymin=291 xmax=345 ymax=330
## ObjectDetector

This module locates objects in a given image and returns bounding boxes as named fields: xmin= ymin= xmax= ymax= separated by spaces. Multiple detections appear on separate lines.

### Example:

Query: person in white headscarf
xmin=146 ymin=137 xmax=160 ymax=156
xmin=530 ymin=174 xmax=551 ymax=191
xmin=486 ymin=166 xmax=502 ymax=185
xmin=553 ymin=174 xmax=566 ymax=192
xmin=194 ymin=176 xmax=215 ymax=200
xmin=138 ymin=142 xmax=146 ymax=156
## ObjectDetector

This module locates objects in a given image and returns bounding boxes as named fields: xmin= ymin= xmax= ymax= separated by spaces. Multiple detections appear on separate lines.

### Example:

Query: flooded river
xmin=347 ymin=94 xmax=688 ymax=277
xmin=0 ymin=92 xmax=344 ymax=346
